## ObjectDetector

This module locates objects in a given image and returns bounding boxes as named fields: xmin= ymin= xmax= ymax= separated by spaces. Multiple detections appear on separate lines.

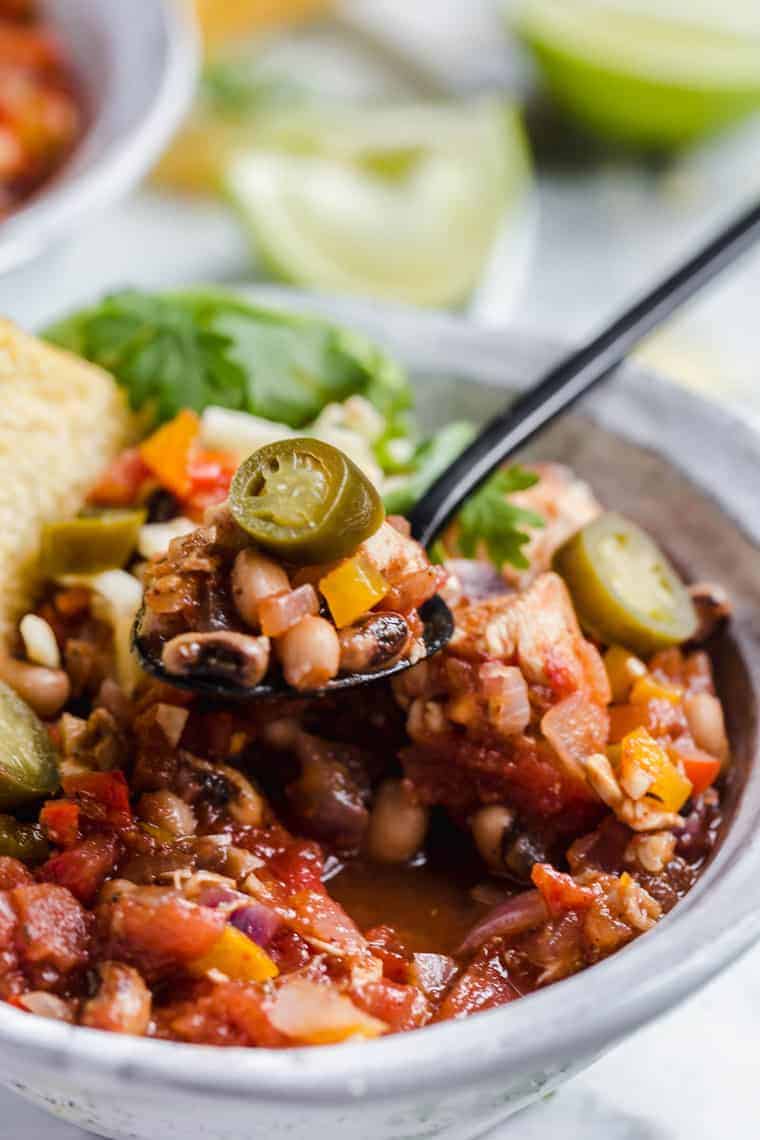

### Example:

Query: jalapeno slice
xmin=553 ymin=512 xmax=698 ymax=656
xmin=0 ymin=682 xmax=60 ymax=810
xmin=40 ymin=509 xmax=146 ymax=577
xmin=229 ymin=439 xmax=385 ymax=564
xmin=0 ymin=815 xmax=50 ymax=863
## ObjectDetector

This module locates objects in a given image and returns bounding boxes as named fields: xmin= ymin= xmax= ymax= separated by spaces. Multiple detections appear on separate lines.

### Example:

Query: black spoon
xmin=135 ymin=197 xmax=760 ymax=700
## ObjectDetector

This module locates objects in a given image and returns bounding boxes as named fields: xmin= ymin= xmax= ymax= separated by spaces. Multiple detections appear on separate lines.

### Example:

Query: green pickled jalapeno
xmin=0 ymin=815 xmax=50 ymax=863
xmin=229 ymin=439 xmax=385 ymax=564
xmin=553 ymin=512 xmax=697 ymax=656
xmin=0 ymin=682 xmax=60 ymax=810
xmin=40 ymin=509 xmax=146 ymax=577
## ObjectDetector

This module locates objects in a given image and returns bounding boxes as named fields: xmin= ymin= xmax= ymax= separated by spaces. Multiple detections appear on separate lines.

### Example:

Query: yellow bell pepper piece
xmin=189 ymin=925 xmax=279 ymax=983
xmin=630 ymin=674 xmax=683 ymax=706
xmin=604 ymin=646 xmax=647 ymax=703
xmin=319 ymin=554 xmax=388 ymax=629
xmin=140 ymin=410 xmax=200 ymax=499
xmin=620 ymin=727 xmax=692 ymax=813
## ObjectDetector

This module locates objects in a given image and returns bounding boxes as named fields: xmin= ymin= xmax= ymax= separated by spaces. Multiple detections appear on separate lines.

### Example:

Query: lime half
xmin=225 ymin=98 xmax=532 ymax=307
xmin=515 ymin=0 xmax=760 ymax=147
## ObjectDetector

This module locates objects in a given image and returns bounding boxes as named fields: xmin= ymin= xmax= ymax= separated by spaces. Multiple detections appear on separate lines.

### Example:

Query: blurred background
xmin=3 ymin=0 xmax=760 ymax=416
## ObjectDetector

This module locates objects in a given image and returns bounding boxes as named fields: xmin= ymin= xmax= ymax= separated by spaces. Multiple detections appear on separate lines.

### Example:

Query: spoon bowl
xmin=132 ymin=593 xmax=455 ymax=701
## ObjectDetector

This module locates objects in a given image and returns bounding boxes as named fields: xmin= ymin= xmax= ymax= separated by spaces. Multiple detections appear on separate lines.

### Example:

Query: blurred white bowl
xmin=0 ymin=0 xmax=198 ymax=277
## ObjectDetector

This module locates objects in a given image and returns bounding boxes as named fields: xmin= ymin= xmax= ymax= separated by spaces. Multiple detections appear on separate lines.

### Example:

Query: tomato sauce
xmin=0 ymin=0 xmax=83 ymax=217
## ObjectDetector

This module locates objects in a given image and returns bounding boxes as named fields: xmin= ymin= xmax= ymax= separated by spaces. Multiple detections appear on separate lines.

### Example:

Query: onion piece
xmin=230 ymin=904 xmax=282 ymax=948
xmin=19 ymin=992 xmax=74 ymax=1022
xmin=458 ymin=889 xmax=548 ymax=956
xmin=541 ymin=692 xmax=608 ymax=783
xmin=445 ymin=559 xmax=513 ymax=601
xmin=480 ymin=662 xmax=531 ymax=737
xmin=268 ymin=978 xmax=387 ymax=1044
xmin=259 ymin=584 xmax=319 ymax=639
xmin=197 ymin=885 xmax=244 ymax=911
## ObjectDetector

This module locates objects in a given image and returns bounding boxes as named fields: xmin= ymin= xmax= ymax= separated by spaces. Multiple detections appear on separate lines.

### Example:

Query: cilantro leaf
xmin=45 ymin=289 xmax=413 ymax=435
xmin=457 ymin=466 xmax=545 ymax=571
xmin=383 ymin=422 xmax=475 ymax=515
xmin=46 ymin=291 xmax=247 ymax=424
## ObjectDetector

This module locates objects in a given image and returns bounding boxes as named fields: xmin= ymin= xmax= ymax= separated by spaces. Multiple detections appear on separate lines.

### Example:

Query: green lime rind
xmin=515 ymin=0 xmax=760 ymax=147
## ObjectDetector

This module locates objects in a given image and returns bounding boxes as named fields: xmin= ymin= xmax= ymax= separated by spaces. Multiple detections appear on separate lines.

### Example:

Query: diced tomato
xmin=268 ymin=840 xmax=325 ymax=895
xmin=182 ymin=450 xmax=237 ymax=517
xmin=267 ymin=928 xmax=313 ymax=973
xmin=39 ymin=800 xmax=80 ymax=848
xmin=668 ymin=745 xmax=721 ymax=797
xmin=10 ymin=883 xmax=91 ymax=981
xmin=352 ymin=978 xmax=429 ymax=1032
xmin=435 ymin=950 xmax=520 ymax=1021
xmin=62 ymin=771 xmax=132 ymax=830
xmin=0 ymin=858 xmax=33 ymax=891
xmin=0 ymin=893 xmax=16 ymax=949
xmin=98 ymin=888 xmax=225 ymax=980
xmin=531 ymin=863 xmax=596 ymax=918
xmin=155 ymin=980 xmax=286 ymax=1048
xmin=365 ymin=925 xmax=413 ymax=984
xmin=186 ymin=450 xmax=237 ymax=492
xmin=0 ymin=891 xmax=21 ymax=996
xmin=88 ymin=447 xmax=152 ymax=507
xmin=287 ymin=889 xmax=367 ymax=959
xmin=39 ymin=835 xmax=119 ymax=904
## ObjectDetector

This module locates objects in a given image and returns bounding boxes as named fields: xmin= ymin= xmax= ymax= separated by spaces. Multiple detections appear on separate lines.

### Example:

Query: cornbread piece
xmin=0 ymin=320 xmax=133 ymax=640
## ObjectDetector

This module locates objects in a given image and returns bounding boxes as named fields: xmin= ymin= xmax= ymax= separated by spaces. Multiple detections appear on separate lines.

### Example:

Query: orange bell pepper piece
xmin=630 ymin=674 xmax=683 ymax=706
xmin=189 ymin=925 xmax=279 ymax=983
xmin=620 ymin=727 xmax=692 ymax=813
xmin=139 ymin=410 xmax=200 ymax=499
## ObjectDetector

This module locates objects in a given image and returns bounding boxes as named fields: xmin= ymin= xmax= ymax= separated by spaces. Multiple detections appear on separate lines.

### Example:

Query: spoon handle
xmin=408 ymin=198 xmax=760 ymax=548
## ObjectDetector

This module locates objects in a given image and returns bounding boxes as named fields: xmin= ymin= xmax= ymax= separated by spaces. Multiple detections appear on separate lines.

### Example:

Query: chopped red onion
xmin=458 ymin=889 xmax=548 ymax=956
xmin=197 ymin=886 xmax=243 ymax=910
xmin=445 ymin=559 xmax=512 ymax=601
xmin=230 ymin=904 xmax=282 ymax=948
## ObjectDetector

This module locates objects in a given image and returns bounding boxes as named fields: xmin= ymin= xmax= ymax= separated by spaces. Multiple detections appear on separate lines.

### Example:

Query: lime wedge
xmin=224 ymin=98 xmax=532 ymax=307
xmin=515 ymin=0 xmax=760 ymax=147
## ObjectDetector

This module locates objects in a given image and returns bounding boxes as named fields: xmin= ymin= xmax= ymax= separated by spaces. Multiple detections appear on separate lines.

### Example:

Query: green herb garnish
xmin=383 ymin=422 xmax=475 ymax=515
xmin=46 ymin=291 xmax=247 ymax=423
xmin=45 ymin=289 xmax=411 ymax=432
xmin=457 ymin=466 xmax=545 ymax=571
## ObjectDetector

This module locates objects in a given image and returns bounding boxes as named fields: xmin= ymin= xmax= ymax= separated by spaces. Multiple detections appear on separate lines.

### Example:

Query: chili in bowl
xmin=0 ymin=296 xmax=755 ymax=1140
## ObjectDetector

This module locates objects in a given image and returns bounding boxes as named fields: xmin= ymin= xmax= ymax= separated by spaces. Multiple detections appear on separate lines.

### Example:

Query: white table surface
xmin=2 ymin=2 xmax=760 ymax=1135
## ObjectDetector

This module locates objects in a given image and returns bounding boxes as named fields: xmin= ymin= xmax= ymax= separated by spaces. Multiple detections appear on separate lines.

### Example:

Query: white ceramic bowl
xmin=2 ymin=295 xmax=759 ymax=1140
xmin=0 ymin=0 xmax=198 ymax=277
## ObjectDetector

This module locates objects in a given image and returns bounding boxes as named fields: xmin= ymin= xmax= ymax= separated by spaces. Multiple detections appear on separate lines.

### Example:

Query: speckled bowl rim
xmin=1 ymin=293 xmax=757 ymax=1104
